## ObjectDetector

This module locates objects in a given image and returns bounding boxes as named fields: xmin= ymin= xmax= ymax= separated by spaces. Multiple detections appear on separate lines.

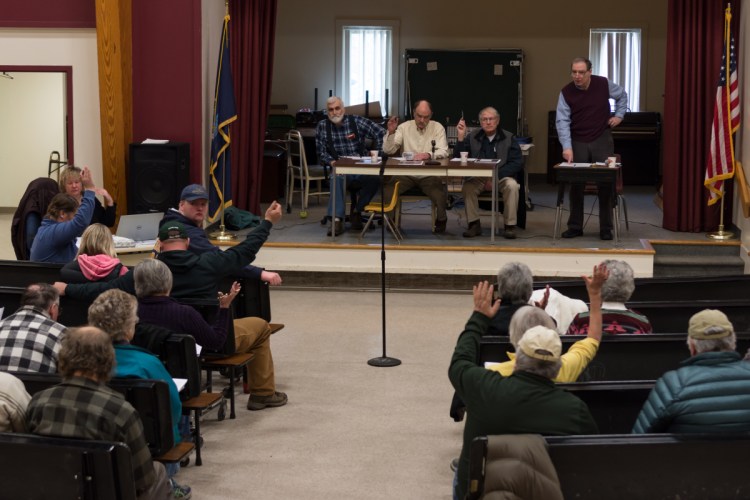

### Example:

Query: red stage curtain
xmin=230 ymin=0 xmax=277 ymax=215
xmin=662 ymin=0 xmax=740 ymax=231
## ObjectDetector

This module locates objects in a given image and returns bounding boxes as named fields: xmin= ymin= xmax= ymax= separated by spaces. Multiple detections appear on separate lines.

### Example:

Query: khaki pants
xmin=462 ymin=176 xmax=519 ymax=226
xmin=234 ymin=317 xmax=275 ymax=396
xmin=385 ymin=176 xmax=447 ymax=221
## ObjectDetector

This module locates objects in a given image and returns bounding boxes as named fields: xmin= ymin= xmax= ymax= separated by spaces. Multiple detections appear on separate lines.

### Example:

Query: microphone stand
xmin=368 ymin=152 xmax=401 ymax=368
xmin=425 ymin=139 xmax=440 ymax=165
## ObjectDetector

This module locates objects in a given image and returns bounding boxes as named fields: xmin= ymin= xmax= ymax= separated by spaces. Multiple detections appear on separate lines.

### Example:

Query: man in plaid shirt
xmin=26 ymin=326 xmax=173 ymax=498
xmin=316 ymin=96 xmax=385 ymax=236
xmin=0 ymin=283 xmax=65 ymax=373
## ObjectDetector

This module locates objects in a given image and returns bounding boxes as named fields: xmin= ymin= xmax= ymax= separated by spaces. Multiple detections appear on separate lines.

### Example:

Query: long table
xmin=332 ymin=157 xmax=499 ymax=241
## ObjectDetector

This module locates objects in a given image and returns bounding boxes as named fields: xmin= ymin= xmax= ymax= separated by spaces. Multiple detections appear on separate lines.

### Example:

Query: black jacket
xmin=65 ymin=220 xmax=273 ymax=302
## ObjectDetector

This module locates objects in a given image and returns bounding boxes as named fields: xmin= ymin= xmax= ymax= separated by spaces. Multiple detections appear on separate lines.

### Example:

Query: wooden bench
xmin=468 ymin=433 xmax=750 ymax=500
xmin=538 ymin=273 xmax=750 ymax=303
xmin=13 ymin=372 xmax=194 ymax=464
xmin=559 ymin=380 xmax=654 ymax=434
xmin=627 ymin=298 xmax=750 ymax=333
xmin=480 ymin=333 xmax=750 ymax=381
xmin=0 ymin=432 xmax=137 ymax=500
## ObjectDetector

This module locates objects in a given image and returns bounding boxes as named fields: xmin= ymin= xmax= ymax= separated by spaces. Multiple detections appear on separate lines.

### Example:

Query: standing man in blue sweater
xmin=556 ymin=57 xmax=628 ymax=241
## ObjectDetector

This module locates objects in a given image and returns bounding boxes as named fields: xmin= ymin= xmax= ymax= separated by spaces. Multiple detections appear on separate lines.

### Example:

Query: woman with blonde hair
xmin=60 ymin=223 xmax=128 ymax=283
xmin=59 ymin=165 xmax=116 ymax=227
xmin=29 ymin=167 xmax=98 ymax=264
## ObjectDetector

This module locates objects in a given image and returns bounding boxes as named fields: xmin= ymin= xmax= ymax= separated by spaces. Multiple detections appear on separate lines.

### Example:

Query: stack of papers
xmin=113 ymin=235 xmax=136 ymax=248
xmin=558 ymin=162 xmax=593 ymax=168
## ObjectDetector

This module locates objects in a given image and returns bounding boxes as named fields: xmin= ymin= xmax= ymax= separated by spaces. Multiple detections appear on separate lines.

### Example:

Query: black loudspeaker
xmin=128 ymin=142 xmax=190 ymax=214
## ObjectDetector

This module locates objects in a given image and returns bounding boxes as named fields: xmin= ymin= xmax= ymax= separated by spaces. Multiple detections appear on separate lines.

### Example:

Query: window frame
xmin=335 ymin=18 xmax=400 ymax=116
xmin=588 ymin=26 xmax=646 ymax=112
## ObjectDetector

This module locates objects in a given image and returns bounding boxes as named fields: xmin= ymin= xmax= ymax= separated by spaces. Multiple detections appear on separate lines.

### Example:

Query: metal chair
xmin=360 ymin=180 xmax=403 ymax=242
xmin=584 ymin=153 xmax=628 ymax=230
xmin=285 ymin=130 xmax=329 ymax=214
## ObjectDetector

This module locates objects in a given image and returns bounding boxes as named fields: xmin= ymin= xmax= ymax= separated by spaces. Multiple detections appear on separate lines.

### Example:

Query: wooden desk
xmin=332 ymin=157 xmax=499 ymax=241
xmin=553 ymin=164 xmax=621 ymax=245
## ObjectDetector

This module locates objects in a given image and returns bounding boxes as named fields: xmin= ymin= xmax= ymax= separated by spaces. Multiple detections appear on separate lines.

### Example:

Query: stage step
xmin=652 ymin=241 xmax=744 ymax=277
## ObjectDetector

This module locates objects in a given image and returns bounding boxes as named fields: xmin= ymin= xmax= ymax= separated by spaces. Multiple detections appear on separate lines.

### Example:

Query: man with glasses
xmin=316 ymin=96 xmax=385 ymax=236
xmin=556 ymin=57 xmax=628 ymax=241
xmin=454 ymin=107 xmax=524 ymax=239
xmin=383 ymin=100 xmax=449 ymax=233
xmin=0 ymin=283 xmax=66 ymax=374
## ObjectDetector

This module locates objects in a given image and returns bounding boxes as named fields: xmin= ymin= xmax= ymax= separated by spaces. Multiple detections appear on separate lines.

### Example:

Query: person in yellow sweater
xmin=487 ymin=263 xmax=607 ymax=382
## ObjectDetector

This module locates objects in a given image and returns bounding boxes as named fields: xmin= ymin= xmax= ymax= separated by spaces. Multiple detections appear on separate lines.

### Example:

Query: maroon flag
xmin=705 ymin=4 xmax=740 ymax=205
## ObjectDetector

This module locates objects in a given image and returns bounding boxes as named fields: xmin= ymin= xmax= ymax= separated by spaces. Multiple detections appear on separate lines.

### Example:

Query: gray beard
xmin=329 ymin=114 xmax=344 ymax=125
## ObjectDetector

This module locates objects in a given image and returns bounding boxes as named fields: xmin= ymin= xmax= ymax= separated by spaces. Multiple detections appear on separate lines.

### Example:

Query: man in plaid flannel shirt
xmin=26 ymin=326 xmax=173 ymax=498
xmin=315 ymin=96 xmax=386 ymax=236
xmin=0 ymin=283 xmax=65 ymax=373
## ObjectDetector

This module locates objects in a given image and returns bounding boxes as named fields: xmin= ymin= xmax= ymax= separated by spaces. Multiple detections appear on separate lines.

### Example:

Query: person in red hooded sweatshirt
xmin=60 ymin=223 xmax=129 ymax=283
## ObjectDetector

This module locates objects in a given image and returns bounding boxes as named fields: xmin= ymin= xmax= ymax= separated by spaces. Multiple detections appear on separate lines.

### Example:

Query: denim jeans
xmin=327 ymin=174 xmax=380 ymax=218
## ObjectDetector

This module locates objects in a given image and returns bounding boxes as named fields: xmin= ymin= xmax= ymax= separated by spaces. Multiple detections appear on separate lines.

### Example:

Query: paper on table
xmin=450 ymin=157 xmax=476 ymax=162
xmin=559 ymin=162 xmax=593 ymax=168
xmin=476 ymin=158 xmax=501 ymax=164
xmin=142 ymin=138 xmax=169 ymax=144
xmin=173 ymin=378 xmax=188 ymax=392
xmin=398 ymin=160 xmax=425 ymax=165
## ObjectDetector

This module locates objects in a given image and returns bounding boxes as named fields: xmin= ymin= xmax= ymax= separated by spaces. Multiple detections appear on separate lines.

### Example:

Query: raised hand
xmin=265 ymin=201 xmax=282 ymax=224
xmin=473 ymin=280 xmax=500 ymax=318
xmin=218 ymin=281 xmax=241 ymax=308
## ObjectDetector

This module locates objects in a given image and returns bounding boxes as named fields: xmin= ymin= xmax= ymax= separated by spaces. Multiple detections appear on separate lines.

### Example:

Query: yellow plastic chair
xmin=360 ymin=181 xmax=403 ymax=242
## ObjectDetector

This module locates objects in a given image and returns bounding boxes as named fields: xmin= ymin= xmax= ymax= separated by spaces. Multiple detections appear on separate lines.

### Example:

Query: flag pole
xmin=210 ymin=152 xmax=237 ymax=241
xmin=707 ymin=191 xmax=735 ymax=239
xmin=209 ymin=1 xmax=237 ymax=242
xmin=707 ymin=4 xmax=736 ymax=241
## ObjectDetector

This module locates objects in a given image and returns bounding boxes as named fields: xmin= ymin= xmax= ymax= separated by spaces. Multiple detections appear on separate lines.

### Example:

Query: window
xmin=336 ymin=19 xmax=399 ymax=114
xmin=589 ymin=29 xmax=641 ymax=112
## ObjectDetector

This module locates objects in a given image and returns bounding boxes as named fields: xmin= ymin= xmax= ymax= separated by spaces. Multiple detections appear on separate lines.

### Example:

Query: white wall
xmin=0 ymin=72 xmax=65 ymax=205
xmin=0 ymin=28 xmax=100 ymax=207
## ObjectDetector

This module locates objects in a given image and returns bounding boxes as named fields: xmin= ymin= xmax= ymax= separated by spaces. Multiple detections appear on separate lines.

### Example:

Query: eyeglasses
xmin=480 ymin=117 xmax=498 ymax=123
xmin=571 ymin=70 xmax=590 ymax=76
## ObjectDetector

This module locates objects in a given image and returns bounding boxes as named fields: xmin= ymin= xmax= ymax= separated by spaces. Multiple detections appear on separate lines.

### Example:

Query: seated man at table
xmin=382 ymin=100 xmax=449 ymax=234
xmin=315 ymin=96 xmax=385 ymax=236
xmin=633 ymin=309 xmax=750 ymax=433
xmin=453 ymin=107 xmax=524 ymax=239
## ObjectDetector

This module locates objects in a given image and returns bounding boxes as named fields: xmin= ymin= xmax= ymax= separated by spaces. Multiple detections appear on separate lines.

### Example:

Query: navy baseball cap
xmin=180 ymin=184 xmax=209 ymax=202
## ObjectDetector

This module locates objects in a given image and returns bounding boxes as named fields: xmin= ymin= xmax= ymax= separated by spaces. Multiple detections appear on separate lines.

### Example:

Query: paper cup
xmin=370 ymin=150 xmax=379 ymax=162
xmin=403 ymin=151 xmax=414 ymax=161
xmin=607 ymin=156 xmax=617 ymax=167
xmin=460 ymin=151 xmax=469 ymax=165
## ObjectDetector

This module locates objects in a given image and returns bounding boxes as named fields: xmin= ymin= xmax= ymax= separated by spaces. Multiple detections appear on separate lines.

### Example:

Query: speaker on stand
xmin=128 ymin=142 xmax=190 ymax=214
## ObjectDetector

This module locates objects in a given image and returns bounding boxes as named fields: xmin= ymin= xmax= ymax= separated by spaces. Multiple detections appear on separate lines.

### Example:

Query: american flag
xmin=705 ymin=4 xmax=740 ymax=206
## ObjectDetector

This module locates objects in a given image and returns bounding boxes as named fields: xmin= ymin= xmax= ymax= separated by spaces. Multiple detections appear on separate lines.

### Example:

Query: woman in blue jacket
xmin=30 ymin=167 xmax=97 ymax=263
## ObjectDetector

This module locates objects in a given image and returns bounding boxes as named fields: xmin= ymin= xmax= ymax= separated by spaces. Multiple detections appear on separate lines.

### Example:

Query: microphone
xmin=425 ymin=139 xmax=440 ymax=165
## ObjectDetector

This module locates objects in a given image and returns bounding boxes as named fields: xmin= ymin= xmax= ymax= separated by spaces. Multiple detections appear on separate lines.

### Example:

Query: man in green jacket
xmin=54 ymin=201 xmax=282 ymax=302
xmin=633 ymin=309 xmax=750 ymax=434
xmin=449 ymin=281 xmax=598 ymax=500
